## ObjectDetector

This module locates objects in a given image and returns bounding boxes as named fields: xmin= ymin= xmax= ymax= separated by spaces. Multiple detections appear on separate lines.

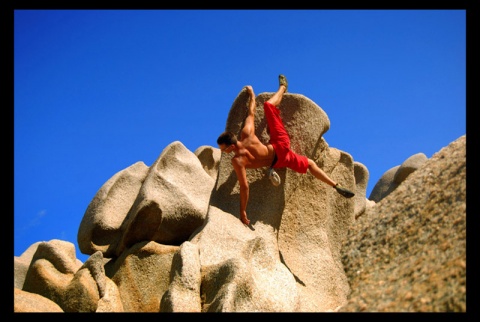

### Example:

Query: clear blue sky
xmin=14 ymin=9 xmax=466 ymax=263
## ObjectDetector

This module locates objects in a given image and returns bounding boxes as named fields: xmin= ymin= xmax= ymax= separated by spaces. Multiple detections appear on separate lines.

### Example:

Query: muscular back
xmin=234 ymin=84 xmax=275 ymax=169
xmin=234 ymin=132 xmax=275 ymax=169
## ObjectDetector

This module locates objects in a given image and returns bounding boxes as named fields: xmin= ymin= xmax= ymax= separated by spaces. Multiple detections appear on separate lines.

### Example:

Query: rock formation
xmin=340 ymin=135 xmax=466 ymax=312
xmin=13 ymin=88 xmax=466 ymax=312
xmin=369 ymin=152 xmax=428 ymax=202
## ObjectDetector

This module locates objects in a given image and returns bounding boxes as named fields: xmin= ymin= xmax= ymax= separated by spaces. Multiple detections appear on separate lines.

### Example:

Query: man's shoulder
xmin=230 ymin=156 xmax=247 ymax=172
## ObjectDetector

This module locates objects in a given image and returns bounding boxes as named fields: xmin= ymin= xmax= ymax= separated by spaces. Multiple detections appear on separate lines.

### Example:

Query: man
xmin=217 ymin=75 xmax=355 ymax=225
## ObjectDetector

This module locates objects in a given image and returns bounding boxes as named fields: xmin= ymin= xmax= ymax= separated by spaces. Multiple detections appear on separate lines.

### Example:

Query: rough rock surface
xmin=13 ymin=88 xmax=466 ymax=312
xmin=200 ymin=89 xmax=356 ymax=311
xmin=340 ymin=135 xmax=466 ymax=312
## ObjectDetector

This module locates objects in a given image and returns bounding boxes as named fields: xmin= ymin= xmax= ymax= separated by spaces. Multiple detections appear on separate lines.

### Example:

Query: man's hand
xmin=245 ymin=85 xmax=254 ymax=98
xmin=240 ymin=210 xmax=250 ymax=225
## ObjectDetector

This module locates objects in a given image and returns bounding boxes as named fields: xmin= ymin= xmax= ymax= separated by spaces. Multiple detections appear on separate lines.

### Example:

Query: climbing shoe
xmin=279 ymin=74 xmax=288 ymax=92
xmin=268 ymin=168 xmax=281 ymax=186
xmin=335 ymin=184 xmax=355 ymax=198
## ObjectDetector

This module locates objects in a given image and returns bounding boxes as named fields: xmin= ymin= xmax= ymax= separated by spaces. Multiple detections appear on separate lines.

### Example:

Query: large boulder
xmin=193 ymin=89 xmax=356 ymax=311
xmin=340 ymin=135 xmax=466 ymax=312
xmin=114 ymin=141 xmax=215 ymax=256
xmin=77 ymin=161 xmax=149 ymax=258
xmin=369 ymin=153 xmax=428 ymax=202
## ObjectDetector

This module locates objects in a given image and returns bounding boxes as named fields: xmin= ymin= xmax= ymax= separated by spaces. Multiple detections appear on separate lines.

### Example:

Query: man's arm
xmin=232 ymin=158 xmax=250 ymax=225
xmin=240 ymin=86 xmax=256 ymax=140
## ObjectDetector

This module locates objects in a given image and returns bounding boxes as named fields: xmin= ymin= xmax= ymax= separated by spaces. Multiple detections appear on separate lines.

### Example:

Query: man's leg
xmin=307 ymin=159 xmax=355 ymax=198
xmin=267 ymin=74 xmax=288 ymax=107
xmin=307 ymin=159 xmax=337 ymax=186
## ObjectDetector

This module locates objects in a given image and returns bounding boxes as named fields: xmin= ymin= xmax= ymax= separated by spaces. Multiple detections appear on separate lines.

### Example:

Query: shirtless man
xmin=217 ymin=75 xmax=354 ymax=225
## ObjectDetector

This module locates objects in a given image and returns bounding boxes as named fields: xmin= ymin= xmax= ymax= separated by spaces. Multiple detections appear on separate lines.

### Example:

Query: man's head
xmin=217 ymin=131 xmax=237 ymax=153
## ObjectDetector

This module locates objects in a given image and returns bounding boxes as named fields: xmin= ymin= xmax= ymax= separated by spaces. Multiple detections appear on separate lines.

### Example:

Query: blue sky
xmin=13 ymin=9 xmax=466 ymax=263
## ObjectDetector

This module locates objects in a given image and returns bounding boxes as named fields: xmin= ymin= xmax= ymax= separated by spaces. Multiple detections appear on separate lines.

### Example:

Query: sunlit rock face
xmin=14 ymin=87 xmax=465 ymax=312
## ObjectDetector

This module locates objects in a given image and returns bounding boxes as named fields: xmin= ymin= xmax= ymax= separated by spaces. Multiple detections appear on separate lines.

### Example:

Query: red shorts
xmin=263 ymin=102 xmax=309 ymax=173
